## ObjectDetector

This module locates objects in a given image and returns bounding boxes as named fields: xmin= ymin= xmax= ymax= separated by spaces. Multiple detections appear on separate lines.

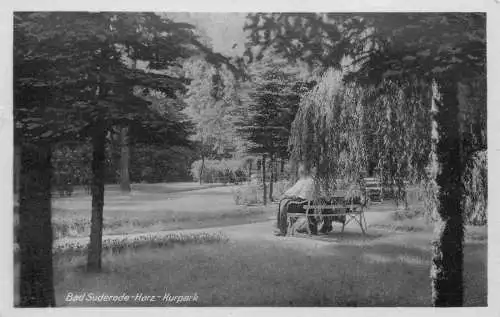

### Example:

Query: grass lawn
xmin=49 ymin=227 xmax=486 ymax=307
xmin=13 ymin=185 xmax=487 ymax=307
xmin=48 ymin=206 xmax=486 ymax=307
xmin=14 ymin=183 xmax=276 ymax=240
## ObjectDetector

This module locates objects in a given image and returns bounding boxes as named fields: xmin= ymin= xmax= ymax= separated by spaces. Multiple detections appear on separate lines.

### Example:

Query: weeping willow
xmin=290 ymin=67 xmax=486 ymax=225
xmin=290 ymin=68 xmax=435 ymax=202
xmin=369 ymin=79 xmax=433 ymax=205
xmin=289 ymin=68 xmax=367 ymax=197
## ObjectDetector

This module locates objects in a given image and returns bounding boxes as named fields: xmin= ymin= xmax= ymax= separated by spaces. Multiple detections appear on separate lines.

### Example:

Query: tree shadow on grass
xmin=301 ymin=229 xmax=387 ymax=245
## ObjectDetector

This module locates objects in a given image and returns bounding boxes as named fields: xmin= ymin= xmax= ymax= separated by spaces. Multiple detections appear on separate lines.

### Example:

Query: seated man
xmin=275 ymin=164 xmax=319 ymax=236
xmin=275 ymin=167 xmax=366 ymax=236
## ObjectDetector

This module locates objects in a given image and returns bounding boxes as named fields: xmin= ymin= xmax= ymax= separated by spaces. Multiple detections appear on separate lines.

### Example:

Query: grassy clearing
xmin=13 ymin=186 xmax=487 ymax=307
xmin=14 ymin=185 xmax=275 ymax=240
xmin=49 ymin=226 xmax=486 ymax=307
xmin=51 ymin=182 xmax=229 ymax=197
xmin=13 ymin=230 xmax=230 ymax=306
xmin=368 ymin=199 xmax=488 ymax=240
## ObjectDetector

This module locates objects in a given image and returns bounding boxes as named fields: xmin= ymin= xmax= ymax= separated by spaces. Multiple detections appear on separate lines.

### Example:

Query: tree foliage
xmin=14 ymin=11 xmax=243 ymax=305
xmin=289 ymin=68 xmax=367 ymax=194
xmin=183 ymin=58 xmax=238 ymax=157
xmin=244 ymin=12 xmax=486 ymax=307
xmin=239 ymin=52 xmax=315 ymax=159
xmin=463 ymin=150 xmax=487 ymax=225
xmin=367 ymin=80 xmax=432 ymax=204
xmin=190 ymin=159 xmax=247 ymax=184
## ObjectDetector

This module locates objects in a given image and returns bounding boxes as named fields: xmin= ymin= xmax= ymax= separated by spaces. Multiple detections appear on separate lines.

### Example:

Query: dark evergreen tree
xmin=14 ymin=12 xmax=242 ymax=305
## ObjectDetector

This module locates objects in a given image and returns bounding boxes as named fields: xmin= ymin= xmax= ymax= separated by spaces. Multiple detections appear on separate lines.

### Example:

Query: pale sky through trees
xmin=168 ymin=12 xmax=248 ymax=57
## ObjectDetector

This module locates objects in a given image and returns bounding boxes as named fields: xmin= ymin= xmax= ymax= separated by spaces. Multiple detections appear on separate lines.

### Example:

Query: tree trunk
xmin=14 ymin=145 xmax=21 ymax=195
xmin=119 ymin=126 xmax=131 ymax=192
xmin=199 ymin=155 xmax=205 ymax=185
xmin=248 ymin=160 xmax=252 ymax=183
xmin=280 ymin=158 xmax=285 ymax=174
xmin=431 ymin=78 xmax=465 ymax=307
xmin=262 ymin=154 xmax=267 ymax=205
xmin=275 ymin=159 xmax=279 ymax=182
xmin=87 ymin=125 xmax=106 ymax=272
xmin=403 ymin=182 xmax=409 ymax=210
xmin=269 ymin=156 xmax=274 ymax=202
xmin=18 ymin=141 xmax=55 ymax=307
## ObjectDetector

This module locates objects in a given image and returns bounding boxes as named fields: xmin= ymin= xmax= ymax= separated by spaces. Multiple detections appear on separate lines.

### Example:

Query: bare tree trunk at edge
xmin=18 ymin=142 xmax=55 ymax=307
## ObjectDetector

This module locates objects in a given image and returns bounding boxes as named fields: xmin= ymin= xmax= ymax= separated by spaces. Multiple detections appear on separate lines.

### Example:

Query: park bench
xmin=286 ymin=194 xmax=368 ymax=236
xmin=364 ymin=177 xmax=383 ymax=203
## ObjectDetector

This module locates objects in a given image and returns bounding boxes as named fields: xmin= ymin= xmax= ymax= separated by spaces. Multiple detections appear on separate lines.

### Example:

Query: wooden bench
xmin=286 ymin=197 xmax=368 ymax=236
xmin=364 ymin=177 xmax=383 ymax=203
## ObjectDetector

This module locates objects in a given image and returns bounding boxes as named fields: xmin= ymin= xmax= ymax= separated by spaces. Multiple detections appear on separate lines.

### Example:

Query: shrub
xmin=52 ymin=143 xmax=93 ymax=196
xmin=191 ymin=159 xmax=248 ymax=184
xmin=232 ymin=183 xmax=262 ymax=205
xmin=231 ymin=178 xmax=294 ymax=205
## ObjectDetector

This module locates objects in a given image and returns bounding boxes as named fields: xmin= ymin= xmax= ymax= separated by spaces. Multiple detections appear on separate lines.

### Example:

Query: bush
xmin=52 ymin=143 xmax=92 ymax=196
xmin=231 ymin=178 xmax=294 ymax=205
xmin=191 ymin=159 xmax=248 ymax=184
xmin=232 ymin=183 xmax=262 ymax=205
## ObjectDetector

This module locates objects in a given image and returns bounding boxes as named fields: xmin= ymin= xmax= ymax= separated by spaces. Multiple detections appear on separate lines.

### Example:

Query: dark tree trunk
xmin=269 ymin=155 xmax=274 ymax=201
xmin=262 ymin=154 xmax=267 ymax=205
xmin=275 ymin=159 xmax=279 ymax=182
xmin=248 ymin=160 xmax=252 ymax=183
xmin=199 ymin=155 xmax=205 ymax=185
xmin=403 ymin=182 xmax=409 ymax=210
xmin=18 ymin=141 xmax=55 ymax=307
xmin=87 ymin=124 xmax=106 ymax=272
xmin=431 ymin=79 xmax=465 ymax=307
xmin=14 ymin=145 xmax=21 ymax=195
xmin=119 ymin=126 xmax=131 ymax=192
xmin=280 ymin=158 xmax=285 ymax=174
xmin=120 ymin=59 xmax=135 ymax=190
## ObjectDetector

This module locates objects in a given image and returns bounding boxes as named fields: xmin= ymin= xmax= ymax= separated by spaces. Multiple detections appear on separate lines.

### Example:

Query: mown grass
xmin=13 ymin=184 xmax=487 ymax=307
xmin=49 ymin=229 xmax=486 ymax=307
xmin=13 ymin=230 xmax=230 ymax=306
xmin=14 ymin=185 xmax=275 ymax=241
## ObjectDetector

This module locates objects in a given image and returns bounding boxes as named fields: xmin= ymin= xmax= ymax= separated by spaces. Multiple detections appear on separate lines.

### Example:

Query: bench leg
xmin=362 ymin=212 xmax=368 ymax=234
xmin=357 ymin=212 xmax=367 ymax=234
xmin=305 ymin=210 xmax=312 ymax=236
xmin=359 ymin=217 xmax=366 ymax=234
